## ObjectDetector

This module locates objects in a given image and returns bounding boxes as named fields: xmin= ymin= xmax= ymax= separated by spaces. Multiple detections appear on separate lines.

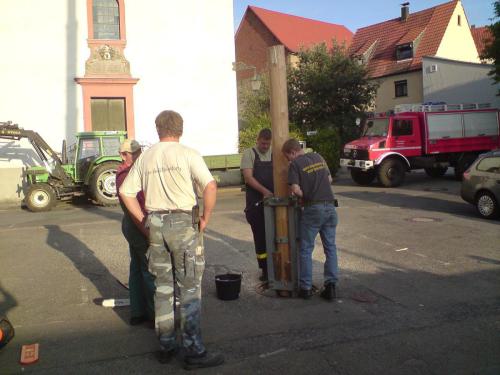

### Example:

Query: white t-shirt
xmin=120 ymin=142 xmax=214 ymax=211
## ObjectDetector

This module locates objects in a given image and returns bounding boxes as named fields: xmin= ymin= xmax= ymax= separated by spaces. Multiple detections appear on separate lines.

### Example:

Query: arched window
xmin=93 ymin=0 xmax=120 ymax=39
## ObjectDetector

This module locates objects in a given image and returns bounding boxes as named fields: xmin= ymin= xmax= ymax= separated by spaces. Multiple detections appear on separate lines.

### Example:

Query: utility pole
xmin=268 ymin=45 xmax=291 ymax=292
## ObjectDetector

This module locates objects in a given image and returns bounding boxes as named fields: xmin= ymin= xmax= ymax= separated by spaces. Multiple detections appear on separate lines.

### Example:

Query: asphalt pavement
xmin=0 ymin=169 xmax=499 ymax=374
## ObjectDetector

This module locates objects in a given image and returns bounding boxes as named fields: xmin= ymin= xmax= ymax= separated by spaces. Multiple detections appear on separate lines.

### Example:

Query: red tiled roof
xmin=471 ymin=26 xmax=493 ymax=56
xmin=349 ymin=0 xmax=458 ymax=78
xmin=246 ymin=6 xmax=353 ymax=53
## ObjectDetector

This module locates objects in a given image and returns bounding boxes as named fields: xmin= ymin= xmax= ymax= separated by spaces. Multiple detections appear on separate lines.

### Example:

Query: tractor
xmin=0 ymin=121 xmax=126 ymax=212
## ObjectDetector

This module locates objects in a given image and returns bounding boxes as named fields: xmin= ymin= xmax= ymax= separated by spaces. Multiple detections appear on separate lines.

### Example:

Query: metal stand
xmin=263 ymin=196 xmax=301 ymax=296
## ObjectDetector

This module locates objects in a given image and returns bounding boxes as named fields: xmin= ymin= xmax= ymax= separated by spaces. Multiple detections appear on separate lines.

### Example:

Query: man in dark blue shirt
xmin=282 ymin=138 xmax=338 ymax=301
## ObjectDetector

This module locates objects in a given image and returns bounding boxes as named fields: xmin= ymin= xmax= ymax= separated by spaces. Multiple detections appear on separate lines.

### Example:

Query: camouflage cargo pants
xmin=147 ymin=211 xmax=206 ymax=356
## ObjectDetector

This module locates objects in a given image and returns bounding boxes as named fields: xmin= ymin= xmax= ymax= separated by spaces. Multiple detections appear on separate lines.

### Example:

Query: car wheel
xmin=475 ymin=191 xmax=499 ymax=219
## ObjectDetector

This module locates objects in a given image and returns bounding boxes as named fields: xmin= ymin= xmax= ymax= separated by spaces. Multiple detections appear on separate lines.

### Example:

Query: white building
xmin=0 ymin=0 xmax=238 ymax=202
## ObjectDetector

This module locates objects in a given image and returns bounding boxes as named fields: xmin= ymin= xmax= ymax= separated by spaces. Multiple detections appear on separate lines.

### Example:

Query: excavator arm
xmin=0 ymin=121 xmax=74 ymax=185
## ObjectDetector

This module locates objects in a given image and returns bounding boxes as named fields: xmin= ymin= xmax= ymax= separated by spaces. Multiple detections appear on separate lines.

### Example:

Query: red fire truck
xmin=340 ymin=104 xmax=500 ymax=187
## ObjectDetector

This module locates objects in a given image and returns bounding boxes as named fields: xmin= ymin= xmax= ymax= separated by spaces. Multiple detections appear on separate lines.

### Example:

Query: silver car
xmin=461 ymin=150 xmax=500 ymax=219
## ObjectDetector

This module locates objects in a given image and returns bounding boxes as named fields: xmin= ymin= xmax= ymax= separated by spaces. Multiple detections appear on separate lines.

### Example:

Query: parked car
xmin=460 ymin=150 xmax=500 ymax=219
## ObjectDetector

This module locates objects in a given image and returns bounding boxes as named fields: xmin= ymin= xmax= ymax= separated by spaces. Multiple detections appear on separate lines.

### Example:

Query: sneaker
xmin=184 ymin=351 xmax=224 ymax=370
xmin=320 ymin=283 xmax=336 ymax=301
xmin=157 ymin=348 xmax=177 ymax=364
xmin=298 ymin=289 xmax=313 ymax=299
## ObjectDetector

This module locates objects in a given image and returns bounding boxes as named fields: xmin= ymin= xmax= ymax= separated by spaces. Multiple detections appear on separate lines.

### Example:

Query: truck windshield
xmin=364 ymin=119 xmax=389 ymax=137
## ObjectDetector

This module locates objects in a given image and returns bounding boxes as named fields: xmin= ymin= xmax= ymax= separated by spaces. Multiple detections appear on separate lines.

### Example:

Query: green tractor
xmin=0 ymin=122 xmax=126 ymax=212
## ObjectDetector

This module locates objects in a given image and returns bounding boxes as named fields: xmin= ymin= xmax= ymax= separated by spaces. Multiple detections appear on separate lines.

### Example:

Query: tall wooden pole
xmin=268 ymin=45 xmax=291 ymax=287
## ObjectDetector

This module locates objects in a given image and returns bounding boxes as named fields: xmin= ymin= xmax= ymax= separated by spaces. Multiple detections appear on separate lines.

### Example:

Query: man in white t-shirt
xmin=120 ymin=110 xmax=222 ymax=370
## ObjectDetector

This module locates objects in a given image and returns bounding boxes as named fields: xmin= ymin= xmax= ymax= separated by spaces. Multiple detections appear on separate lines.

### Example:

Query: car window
xmin=476 ymin=156 xmax=500 ymax=174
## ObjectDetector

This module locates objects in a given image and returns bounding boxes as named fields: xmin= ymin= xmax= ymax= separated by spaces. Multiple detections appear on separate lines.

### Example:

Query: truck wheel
xmin=378 ymin=158 xmax=406 ymax=187
xmin=25 ymin=183 xmax=57 ymax=212
xmin=90 ymin=162 xmax=120 ymax=206
xmin=475 ymin=191 xmax=499 ymax=219
xmin=424 ymin=167 xmax=448 ymax=178
xmin=454 ymin=155 xmax=477 ymax=180
xmin=350 ymin=169 xmax=376 ymax=185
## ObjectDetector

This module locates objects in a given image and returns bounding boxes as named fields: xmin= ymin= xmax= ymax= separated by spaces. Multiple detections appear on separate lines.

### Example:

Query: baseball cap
xmin=119 ymin=139 xmax=141 ymax=153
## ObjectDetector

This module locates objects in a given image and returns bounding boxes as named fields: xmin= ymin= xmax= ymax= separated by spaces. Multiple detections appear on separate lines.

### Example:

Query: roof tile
xmin=247 ymin=6 xmax=353 ymax=53
xmin=349 ymin=0 xmax=458 ymax=78
xmin=471 ymin=26 xmax=493 ymax=56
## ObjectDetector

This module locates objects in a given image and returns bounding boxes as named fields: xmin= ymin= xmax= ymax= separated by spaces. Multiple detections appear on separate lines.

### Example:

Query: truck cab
xmin=341 ymin=104 xmax=500 ymax=187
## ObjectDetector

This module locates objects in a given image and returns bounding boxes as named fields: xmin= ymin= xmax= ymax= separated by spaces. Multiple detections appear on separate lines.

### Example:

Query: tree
xmin=237 ymin=75 xmax=303 ymax=152
xmin=482 ymin=1 xmax=500 ymax=95
xmin=287 ymin=42 xmax=377 ymax=172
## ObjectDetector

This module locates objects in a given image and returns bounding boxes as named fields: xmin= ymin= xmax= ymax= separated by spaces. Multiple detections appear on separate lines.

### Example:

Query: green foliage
xmin=237 ymin=74 xmax=303 ymax=152
xmin=306 ymin=127 xmax=341 ymax=176
xmin=287 ymin=42 xmax=377 ymax=146
xmin=238 ymin=113 xmax=303 ymax=152
xmin=238 ymin=114 xmax=271 ymax=152
xmin=482 ymin=1 xmax=500 ymax=95
xmin=237 ymin=74 xmax=270 ymax=130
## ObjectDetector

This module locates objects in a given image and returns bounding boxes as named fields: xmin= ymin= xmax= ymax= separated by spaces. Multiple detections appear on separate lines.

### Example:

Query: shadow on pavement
xmin=0 ymin=282 xmax=17 ymax=318
xmin=338 ymin=190 xmax=499 ymax=224
xmin=43 ymin=224 xmax=128 ymax=323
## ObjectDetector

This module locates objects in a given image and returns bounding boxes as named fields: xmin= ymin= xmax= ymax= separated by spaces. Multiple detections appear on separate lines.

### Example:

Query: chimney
xmin=401 ymin=2 xmax=410 ymax=21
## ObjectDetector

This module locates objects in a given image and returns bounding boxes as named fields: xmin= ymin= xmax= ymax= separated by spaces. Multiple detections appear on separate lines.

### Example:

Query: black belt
xmin=303 ymin=200 xmax=335 ymax=207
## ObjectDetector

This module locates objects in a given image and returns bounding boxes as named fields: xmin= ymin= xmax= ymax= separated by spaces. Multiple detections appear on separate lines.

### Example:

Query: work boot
xmin=320 ymin=283 xmax=336 ymax=301
xmin=259 ymin=267 xmax=268 ymax=282
xmin=184 ymin=351 xmax=224 ymax=370
xmin=298 ymin=289 xmax=313 ymax=299
xmin=157 ymin=348 xmax=177 ymax=364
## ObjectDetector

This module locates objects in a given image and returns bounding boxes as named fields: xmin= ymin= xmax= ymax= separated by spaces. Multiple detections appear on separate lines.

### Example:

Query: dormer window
xmin=354 ymin=56 xmax=364 ymax=65
xmin=396 ymin=43 xmax=413 ymax=60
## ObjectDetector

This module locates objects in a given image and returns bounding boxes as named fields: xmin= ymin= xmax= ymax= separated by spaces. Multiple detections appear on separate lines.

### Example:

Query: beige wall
xmin=374 ymin=70 xmax=423 ymax=112
xmin=0 ymin=168 xmax=27 ymax=204
xmin=436 ymin=1 xmax=480 ymax=63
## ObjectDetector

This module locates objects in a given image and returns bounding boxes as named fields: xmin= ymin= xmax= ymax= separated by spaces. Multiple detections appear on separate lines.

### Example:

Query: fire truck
xmin=340 ymin=104 xmax=500 ymax=187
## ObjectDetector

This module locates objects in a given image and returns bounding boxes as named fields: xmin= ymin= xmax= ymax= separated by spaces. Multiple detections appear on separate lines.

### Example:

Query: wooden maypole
xmin=268 ymin=45 xmax=291 ymax=290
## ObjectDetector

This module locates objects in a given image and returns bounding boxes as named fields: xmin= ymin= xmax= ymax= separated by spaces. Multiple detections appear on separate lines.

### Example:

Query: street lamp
xmin=232 ymin=61 xmax=261 ymax=91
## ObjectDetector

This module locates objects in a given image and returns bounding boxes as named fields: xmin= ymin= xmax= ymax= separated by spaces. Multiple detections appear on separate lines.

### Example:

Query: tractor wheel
xmin=90 ymin=162 xmax=120 ymax=206
xmin=350 ymin=169 xmax=376 ymax=186
xmin=25 ymin=183 xmax=57 ymax=212
xmin=378 ymin=158 xmax=406 ymax=187
xmin=424 ymin=166 xmax=448 ymax=178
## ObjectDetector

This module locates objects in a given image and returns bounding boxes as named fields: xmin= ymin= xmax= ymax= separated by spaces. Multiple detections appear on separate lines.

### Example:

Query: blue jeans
xmin=299 ymin=203 xmax=338 ymax=290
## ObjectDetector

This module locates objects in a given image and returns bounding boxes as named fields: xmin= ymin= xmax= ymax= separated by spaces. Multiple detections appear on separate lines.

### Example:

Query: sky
xmin=233 ymin=0 xmax=496 ymax=33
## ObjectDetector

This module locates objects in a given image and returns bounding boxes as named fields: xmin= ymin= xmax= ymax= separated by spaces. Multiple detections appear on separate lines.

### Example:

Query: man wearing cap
xmin=119 ymin=110 xmax=222 ymax=370
xmin=281 ymin=138 xmax=339 ymax=301
xmin=116 ymin=139 xmax=155 ymax=326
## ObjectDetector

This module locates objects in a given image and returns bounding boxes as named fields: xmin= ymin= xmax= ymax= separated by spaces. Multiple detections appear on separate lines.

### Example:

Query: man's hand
xmin=262 ymin=189 xmax=273 ymax=198
xmin=199 ymin=216 xmax=208 ymax=232
xmin=243 ymin=169 xmax=273 ymax=198
xmin=200 ymin=180 xmax=217 ymax=232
